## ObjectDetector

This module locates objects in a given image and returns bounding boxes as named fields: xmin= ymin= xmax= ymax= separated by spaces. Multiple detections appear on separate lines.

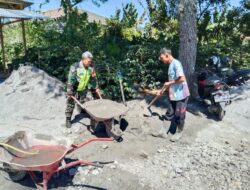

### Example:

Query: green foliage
xmin=121 ymin=3 xmax=138 ymax=27
xmin=197 ymin=1 xmax=250 ymax=69
xmin=121 ymin=27 xmax=141 ymax=41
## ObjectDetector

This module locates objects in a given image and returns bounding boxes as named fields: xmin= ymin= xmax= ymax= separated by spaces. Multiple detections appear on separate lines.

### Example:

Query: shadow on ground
xmin=5 ymin=158 xmax=107 ymax=190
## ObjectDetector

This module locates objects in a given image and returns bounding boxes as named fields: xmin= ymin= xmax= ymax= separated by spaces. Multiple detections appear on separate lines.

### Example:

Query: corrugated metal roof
xmin=0 ymin=0 xmax=33 ymax=10
xmin=0 ymin=8 xmax=48 ymax=19
xmin=43 ymin=8 xmax=106 ymax=25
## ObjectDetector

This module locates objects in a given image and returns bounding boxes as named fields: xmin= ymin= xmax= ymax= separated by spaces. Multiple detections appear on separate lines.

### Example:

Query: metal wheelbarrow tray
xmin=72 ymin=97 xmax=129 ymax=140
xmin=0 ymin=131 xmax=113 ymax=190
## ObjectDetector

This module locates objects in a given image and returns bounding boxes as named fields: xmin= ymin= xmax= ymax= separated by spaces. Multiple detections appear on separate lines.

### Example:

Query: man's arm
xmin=166 ymin=76 xmax=186 ymax=85
xmin=241 ymin=34 xmax=250 ymax=41
xmin=158 ymin=62 xmax=186 ymax=95
xmin=165 ymin=61 xmax=186 ymax=88
xmin=89 ymin=68 xmax=99 ymax=92
xmin=66 ymin=65 xmax=77 ymax=96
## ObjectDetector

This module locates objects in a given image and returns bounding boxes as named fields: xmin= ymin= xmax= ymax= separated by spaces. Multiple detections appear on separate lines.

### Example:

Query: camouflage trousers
xmin=65 ymin=90 xmax=94 ymax=118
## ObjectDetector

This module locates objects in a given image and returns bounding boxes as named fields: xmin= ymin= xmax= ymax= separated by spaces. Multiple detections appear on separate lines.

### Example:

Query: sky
xmin=28 ymin=0 xmax=146 ymax=17
xmin=28 ymin=0 xmax=242 ymax=18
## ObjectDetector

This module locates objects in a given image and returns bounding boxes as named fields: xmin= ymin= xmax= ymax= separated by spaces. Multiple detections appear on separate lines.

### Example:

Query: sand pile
xmin=0 ymin=66 xmax=65 ymax=122
xmin=124 ymin=98 xmax=169 ymax=138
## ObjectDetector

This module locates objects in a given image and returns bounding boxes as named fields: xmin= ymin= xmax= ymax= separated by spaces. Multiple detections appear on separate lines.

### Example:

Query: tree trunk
xmin=178 ymin=0 xmax=198 ymax=99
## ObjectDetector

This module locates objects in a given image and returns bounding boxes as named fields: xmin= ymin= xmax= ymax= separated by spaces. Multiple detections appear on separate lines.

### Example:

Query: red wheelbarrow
xmin=0 ymin=131 xmax=113 ymax=190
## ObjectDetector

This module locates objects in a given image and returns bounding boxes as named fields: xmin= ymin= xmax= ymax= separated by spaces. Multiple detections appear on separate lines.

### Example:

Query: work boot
xmin=170 ymin=128 xmax=183 ymax=142
xmin=65 ymin=117 xmax=72 ymax=128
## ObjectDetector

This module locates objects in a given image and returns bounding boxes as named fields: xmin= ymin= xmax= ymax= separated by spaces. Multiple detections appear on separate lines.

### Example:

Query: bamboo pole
xmin=0 ymin=18 xmax=6 ymax=72
xmin=21 ymin=19 xmax=27 ymax=54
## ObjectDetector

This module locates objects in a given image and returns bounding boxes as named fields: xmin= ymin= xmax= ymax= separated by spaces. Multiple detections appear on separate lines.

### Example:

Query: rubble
xmin=120 ymin=141 xmax=250 ymax=190
xmin=102 ymin=144 xmax=109 ymax=149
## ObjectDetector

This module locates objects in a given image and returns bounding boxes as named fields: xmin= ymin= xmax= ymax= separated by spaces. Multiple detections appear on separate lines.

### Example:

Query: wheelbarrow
xmin=0 ymin=131 xmax=113 ymax=190
xmin=71 ymin=96 xmax=129 ymax=140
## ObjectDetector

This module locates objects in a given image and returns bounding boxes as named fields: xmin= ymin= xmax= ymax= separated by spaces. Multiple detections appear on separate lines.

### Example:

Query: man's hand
xmin=240 ymin=34 xmax=245 ymax=40
xmin=156 ymin=90 xmax=163 ymax=96
xmin=156 ymin=87 xmax=167 ymax=96
xmin=162 ymin=81 xmax=173 ymax=93
xmin=156 ymin=81 xmax=173 ymax=96
xmin=66 ymin=90 xmax=74 ymax=100
xmin=95 ymin=88 xmax=100 ymax=94
xmin=164 ymin=81 xmax=173 ymax=89
xmin=91 ymin=69 xmax=96 ymax=78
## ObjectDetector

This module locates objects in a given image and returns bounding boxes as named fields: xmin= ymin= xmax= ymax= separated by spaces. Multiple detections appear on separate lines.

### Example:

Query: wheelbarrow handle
xmin=80 ymin=160 xmax=104 ymax=168
xmin=70 ymin=96 xmax=85 ymax=109
xmin=67 ymin=137 xmax=113 ymax=154
xmin=56 ymin=160 xmax=104 ymax=173
xmin=70 ymin=93 xmax=103 ymax=111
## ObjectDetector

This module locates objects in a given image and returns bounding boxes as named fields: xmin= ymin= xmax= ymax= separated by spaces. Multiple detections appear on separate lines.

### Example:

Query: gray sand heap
xmin=0 ymin=66 xmax=66 ymax=122
xmin=124 ymin=98 xmax=169 ymax=138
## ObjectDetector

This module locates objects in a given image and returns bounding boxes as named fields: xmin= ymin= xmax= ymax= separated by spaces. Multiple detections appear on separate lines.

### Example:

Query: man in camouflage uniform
xmin=65 ymin=51 xmax=99 ymax=128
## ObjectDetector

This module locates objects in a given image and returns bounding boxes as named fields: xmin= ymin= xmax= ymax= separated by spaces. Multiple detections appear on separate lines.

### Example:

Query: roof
xmin=0 ymin=0 xmax=32 ymax=10
xmin=0 ymin=8 xmax=48 ymax=19
xmin=0 ymin=8 xmax=48 ymax=25
xmin=43 ymin=8 xmax=106 ymax=25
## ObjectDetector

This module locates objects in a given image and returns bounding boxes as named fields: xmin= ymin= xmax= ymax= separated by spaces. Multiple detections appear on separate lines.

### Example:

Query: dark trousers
xmin=166 ymin=97 xmax=189 ymax=133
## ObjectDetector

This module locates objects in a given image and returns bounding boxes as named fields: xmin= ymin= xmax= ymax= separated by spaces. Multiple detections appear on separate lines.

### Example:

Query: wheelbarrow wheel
xmin=90 ymin=119 xmax=97 ymax=132
xmin=105 ymin=118 xmax=122 ymax=140
xmin=1 ymin=163 xmax=27 ymax=182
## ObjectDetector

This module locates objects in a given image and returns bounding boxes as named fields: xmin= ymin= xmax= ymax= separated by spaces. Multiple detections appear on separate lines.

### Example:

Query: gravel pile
xmin=0 ymin=66 xmax=65 ymax=122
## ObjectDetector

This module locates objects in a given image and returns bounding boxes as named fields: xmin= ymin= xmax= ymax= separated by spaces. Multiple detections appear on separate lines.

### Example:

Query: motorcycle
xmin=196 ymin=55 xmax=250 ymax=120
xmin=225 ymin=68 xmax=250 ymax=86
xmin=197 ymin=69 xmax=231 ymax=120
xmin=208 ymin=55 xmax=250 ymax=86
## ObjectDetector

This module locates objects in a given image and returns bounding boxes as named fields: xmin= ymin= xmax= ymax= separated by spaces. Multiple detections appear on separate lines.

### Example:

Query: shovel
xmin=96 ymin=90 xmax=103 ymax=99
xmin=117 ymin=71 xmax=127 ymax=106
xmin=143 ymin=86 xmax=167 ymax=117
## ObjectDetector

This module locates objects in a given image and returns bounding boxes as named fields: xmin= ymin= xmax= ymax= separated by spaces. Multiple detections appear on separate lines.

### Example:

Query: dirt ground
xmin=0 ymin=66 xmax=249 ymax=190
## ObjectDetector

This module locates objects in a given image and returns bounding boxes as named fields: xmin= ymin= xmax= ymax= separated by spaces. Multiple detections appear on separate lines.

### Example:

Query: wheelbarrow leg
xmin=90 ymin=119 xmax=99 ymax=133
xmin=28 ymin=171 xmax=43 ymax=190
xmin=42 ymin=172 xmax=48 ymax=190
xmin=104 ymin=118 xmax=122 ymax=140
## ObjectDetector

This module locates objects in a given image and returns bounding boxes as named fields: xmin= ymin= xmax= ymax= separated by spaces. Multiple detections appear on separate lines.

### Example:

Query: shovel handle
xmin=96 ymin=90 xmax=103 ymax=99
xmin=147 ymin=86 xmax=166 ymax=108
xmin=119 ymin=79 xmax=127 ymax=106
